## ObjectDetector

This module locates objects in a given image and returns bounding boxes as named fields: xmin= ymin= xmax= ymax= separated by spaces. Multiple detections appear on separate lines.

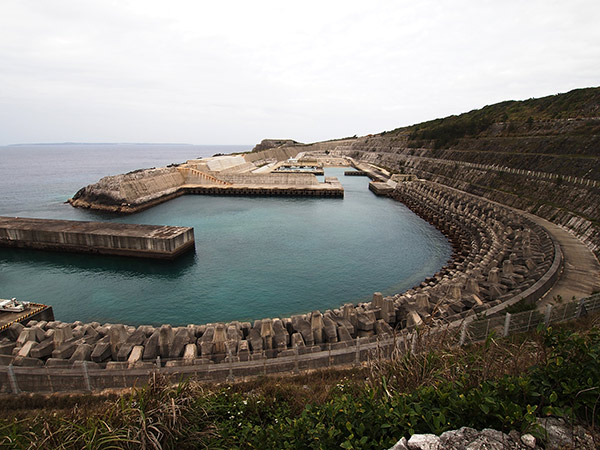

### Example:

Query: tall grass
xmin=1 ymin=314 xmax=599 ymax=449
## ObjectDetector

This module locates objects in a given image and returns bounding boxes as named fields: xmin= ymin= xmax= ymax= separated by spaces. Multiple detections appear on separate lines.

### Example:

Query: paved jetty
xmin=0 ymin=303 xmax=54 ymax=336
xmin=0 ymin=217 xmax=195 ymax=259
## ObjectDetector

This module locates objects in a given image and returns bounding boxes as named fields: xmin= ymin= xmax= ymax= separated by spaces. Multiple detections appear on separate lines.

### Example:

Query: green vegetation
xmin=2 ymin=317 xmax=600 ymax=449
xmin=505 ymin=298 xmax=537 ymax=314
xmin=384 ymin=87 xmax=600 ymax=149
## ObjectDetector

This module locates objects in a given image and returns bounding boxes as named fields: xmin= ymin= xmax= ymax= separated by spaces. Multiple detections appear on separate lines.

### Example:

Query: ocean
xmin=0 ymin=144 xmax=452 ymax=326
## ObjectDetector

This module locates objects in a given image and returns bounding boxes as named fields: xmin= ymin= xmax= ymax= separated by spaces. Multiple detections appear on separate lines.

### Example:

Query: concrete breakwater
xmin=69 ymin=151 xmax=345 ymax=213
xmin=0 ymin=217 xmax=195 ymax=259
xmin=0 ymin=179 xmax=562 ymax=378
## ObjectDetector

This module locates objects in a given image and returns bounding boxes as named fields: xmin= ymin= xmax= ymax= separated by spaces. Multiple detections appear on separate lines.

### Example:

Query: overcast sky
xmin=1 ymin=0 xmax=599 ymax=145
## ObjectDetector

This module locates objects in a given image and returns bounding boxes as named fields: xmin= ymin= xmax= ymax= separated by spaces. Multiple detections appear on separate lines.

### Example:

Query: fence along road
xmin=2 ymin=293 xmax=599 ymax=395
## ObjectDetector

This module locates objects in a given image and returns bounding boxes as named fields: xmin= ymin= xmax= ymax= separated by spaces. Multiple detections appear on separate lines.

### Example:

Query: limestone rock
xmin=407 ymin=433 xmax=440 ymax=449
xmin=536 ymin=417 xmax=596 ymax=450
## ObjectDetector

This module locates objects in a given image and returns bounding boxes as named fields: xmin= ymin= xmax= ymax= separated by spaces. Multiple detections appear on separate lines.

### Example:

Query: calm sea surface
xmin=0 ymin=144 xmax=452 ymax=326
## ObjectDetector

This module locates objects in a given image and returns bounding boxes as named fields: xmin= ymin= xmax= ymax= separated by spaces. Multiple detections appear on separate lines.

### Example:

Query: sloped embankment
xmin=332 ymin=88 xmax=600 ymax=258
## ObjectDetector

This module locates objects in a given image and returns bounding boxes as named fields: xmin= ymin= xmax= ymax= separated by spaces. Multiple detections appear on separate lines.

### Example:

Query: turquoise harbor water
xmin=0 ymin=144 xmax=452 ymax=326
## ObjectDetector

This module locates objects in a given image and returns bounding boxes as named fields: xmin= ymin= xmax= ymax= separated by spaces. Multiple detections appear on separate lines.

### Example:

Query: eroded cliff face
xmin=69 ymin=167 xmax=185 ymax=212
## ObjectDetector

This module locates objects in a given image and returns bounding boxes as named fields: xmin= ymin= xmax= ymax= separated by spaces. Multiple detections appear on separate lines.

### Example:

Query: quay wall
xmin=0 ymin=217 xmax=195 ymax=259
xmin=182 ymin=185 xmax=343 ymax=198
xmin=218 ymin=173 xmax=319 ymax=186
xmin=0 ymin=305 xmax=54 ymax=335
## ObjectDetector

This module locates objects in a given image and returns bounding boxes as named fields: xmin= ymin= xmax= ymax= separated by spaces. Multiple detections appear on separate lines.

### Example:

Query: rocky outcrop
xmin=69 ymin=167 xmax=185 ymax=213
xmin=389 ymin=419 xmax=596 ymax=450
xmin=251 ymin=139 xmax=302 ymax=153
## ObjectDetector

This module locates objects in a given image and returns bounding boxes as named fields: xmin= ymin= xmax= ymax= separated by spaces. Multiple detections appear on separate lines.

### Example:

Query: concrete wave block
xmin=260 ymin=319 xmax=274 ymax=350
xmin=29 ymin=338 xmax=55 ymax=359
xmin=311 ymin=311 xmax=324 ymax=344
xmin=53 ymin=325 xmax=74 ymax=346
xmin=237 ymin=340 xmax=250 ymax=361
xmin=125 ymin=328 xmax=146 ymax=346
xmin=199 ymin=326 xmax=215 ymax=356
xmin=322 ymin=317 xmax=338 ymax=343
xmin=6 ymin=322 xmax=24 ymax=341
xmin=273 ymin=319 xmax=290 ymax=349
xmin=17 ymin=327 xmax=44 ymax=346
xmin=337 ymin=325 xmax=353 ymax=342
xmin=91 ymin=339 xmax=112 ymax=363
xmin=142 ymin=330 xmax=159 ymax=360
xmin=109 ymin=324 xmax=129 ymax=360
xmin=291 ymin=332 xmax=305 ymax=348
xmin=117 ymin=342 xmax=136 ymax=361
xmin=158 ymin=325 xmax=174 ymax=358
xmin=356 ymin=311 xmax=376 ymax=331
xmin=169 ymin=328 xmax=191 ymax=358
xmin=52 ymin=339 xmax=77 ymax=359
xmin=0 ymin=340 xmax=17 ymax=355
xmin=17 ymin=340 xmax=37 ymax=358
xmin=212 ymin=324 xmax=227 ymax=354
xmin=45 ymin=358 xmax=71 ymax=368
xmin=183 ymin=343 xmax=197 ymax=361
xmin=13 ymin=355 xmax=44 ymax=367
xmin=127 ymin=345 xmax=145 ymax=367
xmin=69 ymin=343 xmax=93 ymax=362
xmin=246 ymin=327 xmax=263 ymax=353
xmin=292 ymin=317 xmax=314 ymax=346
xmin=375 ymin=320 xmax=393 ymax=336
xmin=406 ymin=311 xmax=423 ymax=328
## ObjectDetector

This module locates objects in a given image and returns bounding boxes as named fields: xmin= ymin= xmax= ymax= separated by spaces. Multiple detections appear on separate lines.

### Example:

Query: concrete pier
xmin=182 ymin=182 xmax=343 ymax=198
xmin=0 ymin=217 xmax=195 ymax=259
xmin=0 ymin=303 xmax=54 ymax=335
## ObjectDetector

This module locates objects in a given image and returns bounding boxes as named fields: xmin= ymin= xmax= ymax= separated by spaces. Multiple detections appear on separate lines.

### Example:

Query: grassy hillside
xmin=381 ymin=87 xmax=600 ymax=150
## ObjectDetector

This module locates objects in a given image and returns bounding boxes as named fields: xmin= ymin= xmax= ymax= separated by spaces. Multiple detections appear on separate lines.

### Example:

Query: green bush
xmin=3 ymin=325 xmax=600 ymax=449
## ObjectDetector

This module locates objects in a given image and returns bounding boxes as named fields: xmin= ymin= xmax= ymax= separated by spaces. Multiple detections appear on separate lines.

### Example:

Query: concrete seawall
xmin=0 ymin=217 xmax=195 ymax=259
xmin=0 ymin=178 xmax=567 ymax=387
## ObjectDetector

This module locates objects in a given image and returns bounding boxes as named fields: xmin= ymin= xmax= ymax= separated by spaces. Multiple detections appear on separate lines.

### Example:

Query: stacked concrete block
xmin=199 ymin=326 xmax=215 ymax=356
xmin=237 ymin=339 xmax=250 ymax=361
xmin=272 ymin=319 xmax=290 ymax=350
xmin=311 ymin=311 xmax=326 ymax=343
xmin=182 ymin=343 xmax=197 ymax=364
xmin=212 ymin=324 xmax=227 ymax=355
xmin=158 ymin=325 xmax=174 ymax=358
xmin=91 ymin=336 xmax=112 ymax=363
xmin=142 ymin=330 xmax=159 ymax=360
xmin=169 ymin=328 xmax=192 ymax=358
xmin=356 ymin=310 xmax=375 ymax=332
xmin=292 ymin=316 xmax=314 ymax=346
xmin=246 ymin=327 xmax=263 ymax=354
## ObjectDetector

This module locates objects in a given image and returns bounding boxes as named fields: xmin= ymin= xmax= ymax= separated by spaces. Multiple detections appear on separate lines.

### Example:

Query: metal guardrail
xmin=2 ymin=294 xmax=599 ymax=394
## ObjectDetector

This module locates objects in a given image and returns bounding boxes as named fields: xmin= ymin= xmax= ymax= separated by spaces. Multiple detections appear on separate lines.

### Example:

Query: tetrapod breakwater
xmin=0 ymin=178 xmax=566 ymax=392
